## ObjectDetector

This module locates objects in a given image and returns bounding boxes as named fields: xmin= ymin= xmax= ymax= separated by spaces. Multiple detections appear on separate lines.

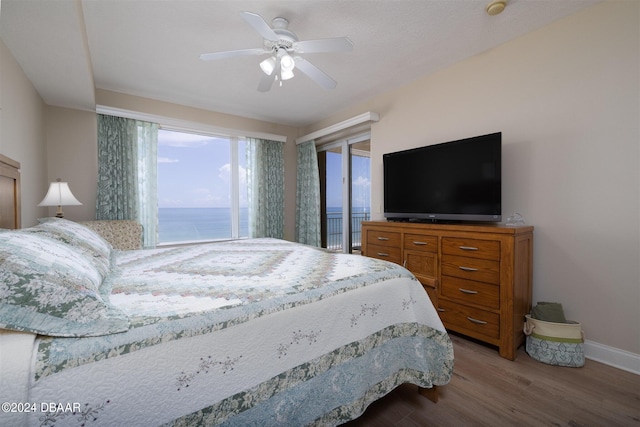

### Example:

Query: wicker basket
xmin=523 ymin=315 xmax=585 ymax=367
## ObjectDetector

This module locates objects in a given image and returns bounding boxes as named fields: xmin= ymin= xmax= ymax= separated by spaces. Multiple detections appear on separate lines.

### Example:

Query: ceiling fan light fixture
xmin=260 ymin=56 xmax=277 ymax=75
xmin=280 ymin=53 xmax=295 ymax=72
xmin=281 ymin=68 xmax=294 ymax=81
xmin=201 ymin=11 xmax=353 ymax=92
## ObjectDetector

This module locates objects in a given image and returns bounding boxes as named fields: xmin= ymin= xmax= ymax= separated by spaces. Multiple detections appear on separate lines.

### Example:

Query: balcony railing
xmin=326 ymin=211 xmax=370 ymax=252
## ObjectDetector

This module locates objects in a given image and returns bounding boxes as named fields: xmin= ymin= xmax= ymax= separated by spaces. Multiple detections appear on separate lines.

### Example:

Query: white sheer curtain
xmin=96 ymin=114 xmax=158 ymax=248
xmin=246 ymin=137 xmax=285 ymax=239
xmin=136 ymin=121 xmax=158 ymax=247
xmin=295 ymin=140 xmax=321 ymax=246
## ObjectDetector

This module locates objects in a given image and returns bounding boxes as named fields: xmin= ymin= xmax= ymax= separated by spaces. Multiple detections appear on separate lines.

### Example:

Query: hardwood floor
xmin=343 ymin=333 xmax=640 ymax=426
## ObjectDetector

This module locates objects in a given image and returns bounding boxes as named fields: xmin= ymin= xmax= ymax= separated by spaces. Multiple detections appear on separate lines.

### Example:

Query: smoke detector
xmin=486 ymin=0 xmax=507 ymax=16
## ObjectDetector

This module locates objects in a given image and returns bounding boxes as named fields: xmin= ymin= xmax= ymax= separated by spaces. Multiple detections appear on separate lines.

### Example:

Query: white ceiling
xmin=1 ymin=0 xmax=600 ymax=127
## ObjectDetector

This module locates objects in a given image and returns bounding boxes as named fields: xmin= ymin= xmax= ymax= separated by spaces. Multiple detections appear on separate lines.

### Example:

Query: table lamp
xmin=38 ymin=178 xmax=82 ymax=218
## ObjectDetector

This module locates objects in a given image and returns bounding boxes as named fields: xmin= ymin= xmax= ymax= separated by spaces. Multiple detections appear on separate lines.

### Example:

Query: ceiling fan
xmin=200 ymin=11 xmax=353 ymax=92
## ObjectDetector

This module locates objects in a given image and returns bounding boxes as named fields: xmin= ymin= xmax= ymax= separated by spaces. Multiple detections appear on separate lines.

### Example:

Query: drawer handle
xmin=467 ymin=316 xmax=487 ymax=325
xmin=437 ymin=308 xmax=445 ymax=312
xmin=459 ymin=266 xmax=478 ymax=272
xmin=377 ymin=252 xmax=390 ymax=257
xmin=459 ymin=246 xmax=479 ymax=251
xmin=412 ymin=241 xmax=428 ymax=246
xmin=459 ymin=288 xmax=479 ymax=295
xmin=377 ymin=237 xmax=390 ymax=241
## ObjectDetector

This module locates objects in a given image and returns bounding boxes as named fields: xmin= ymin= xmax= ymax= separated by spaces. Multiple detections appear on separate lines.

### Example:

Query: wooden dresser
xmin=361 ymin=221 xmax=533 ymax=360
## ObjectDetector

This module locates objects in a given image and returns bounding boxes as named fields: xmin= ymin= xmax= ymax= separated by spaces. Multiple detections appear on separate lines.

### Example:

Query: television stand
xmin=361 ymin=221 xmax=534 ymax=360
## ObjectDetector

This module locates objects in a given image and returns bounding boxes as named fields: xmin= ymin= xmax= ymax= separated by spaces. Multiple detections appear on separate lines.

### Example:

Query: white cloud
xmin=353 ymin=175 xmax=370 ymax=187
xmin=218 ymin=163 xmax=231 ymax=183
xmin=218 ymin=164 xmax=247 ymax=186
xmin=239 ymin=166 xmax=247 ymax=186
xmin=158 ymin=157 xmax=179 ymax=163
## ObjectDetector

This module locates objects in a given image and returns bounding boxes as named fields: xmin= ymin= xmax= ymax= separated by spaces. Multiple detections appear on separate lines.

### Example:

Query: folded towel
xmin=531 ymin=302 xmax=567 ymax=323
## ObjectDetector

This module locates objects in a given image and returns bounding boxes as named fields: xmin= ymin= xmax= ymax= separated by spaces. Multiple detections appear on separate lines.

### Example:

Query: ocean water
xmin=326 ymin=208 xmax=370 ymax=249
xmin=158 ymin=208 xmax=249 ymax=243
xmin=158 ymin=207 xmax=370 ymax=244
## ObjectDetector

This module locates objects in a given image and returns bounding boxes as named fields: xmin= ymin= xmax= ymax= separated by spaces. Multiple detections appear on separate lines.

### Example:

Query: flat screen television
xmin=383 ymin=132 xmax=501 ymax=223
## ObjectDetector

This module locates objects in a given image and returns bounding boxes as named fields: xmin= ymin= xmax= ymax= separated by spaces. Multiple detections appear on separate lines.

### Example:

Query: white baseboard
xmin=584 ymin=340 xmax=640 ymax=375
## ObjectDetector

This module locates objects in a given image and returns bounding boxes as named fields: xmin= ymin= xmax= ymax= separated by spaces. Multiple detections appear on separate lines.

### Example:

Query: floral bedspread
xmin=26 ymin=238 xmax=453 ymax=427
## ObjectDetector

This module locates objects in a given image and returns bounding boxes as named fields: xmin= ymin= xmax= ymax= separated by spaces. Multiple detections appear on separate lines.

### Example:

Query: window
xmin=157 ymin=129 xmax=248 ymax=243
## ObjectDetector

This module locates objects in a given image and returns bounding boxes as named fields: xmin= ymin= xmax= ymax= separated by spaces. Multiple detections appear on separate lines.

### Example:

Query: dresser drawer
xmin=366 ymin=229 xmax=401 ymax=248
xmin=440 ymin=275 xmax=499 ymax=309
xmin=438 ymin=299 xmax=500 ymax=341
xmin=405 ymin=251 xmax=438 ymax=279
xmin=403 ymin=234 xmax=438 ymax=253
xmin=366 ymin=243 xmax=402 ymax=264
xmin=442 ymin=237 xmax=500 ymax=261
xmin=441 ymin=255 xmax=500 ymax=284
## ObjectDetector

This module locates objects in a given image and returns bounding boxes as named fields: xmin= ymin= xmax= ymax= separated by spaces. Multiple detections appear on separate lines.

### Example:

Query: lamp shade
xmin=260 ymin=56 xmax=277 ymax=75
xmin=280 ymin=68 xmax=294 ymax=81
xmin=279 ymin=53 xmax=295 ymax=80
xmin=280 ymin=53 xmax=295 ymax=72
xmin=38 ymin=179 xmax=82 ymax=218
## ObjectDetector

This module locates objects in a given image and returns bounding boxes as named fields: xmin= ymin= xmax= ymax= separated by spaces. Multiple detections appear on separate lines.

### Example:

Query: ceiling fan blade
xmin=257 ymin=62 xmax=280 ymax=92
xmin=241 ymin=11 xmax=279 ymax=42
xmin=294 ymin=57 xmax=337 ymax=90
xmin=200 ymin=48 xmax=267 ymax=61
xmin=293 ymin=37 xmax=353 ymax=53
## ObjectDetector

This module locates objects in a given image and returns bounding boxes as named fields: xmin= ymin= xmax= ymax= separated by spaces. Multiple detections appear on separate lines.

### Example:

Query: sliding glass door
xmin=318 ymin=135 xmax=370 ymax=253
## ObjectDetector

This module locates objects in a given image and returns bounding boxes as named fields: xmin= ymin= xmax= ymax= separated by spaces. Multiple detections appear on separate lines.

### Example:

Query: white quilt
xmin=4 ymin=238 xmax=453 ymax=427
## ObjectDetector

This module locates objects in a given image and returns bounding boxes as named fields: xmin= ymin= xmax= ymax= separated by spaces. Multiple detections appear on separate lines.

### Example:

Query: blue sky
xmin=158 ymin=129 xmax=370 ymax=210
xmin=325 ymin=152 xmax=371 ymax=209
xmin=157 ymin=130 xmax=246 ymax=208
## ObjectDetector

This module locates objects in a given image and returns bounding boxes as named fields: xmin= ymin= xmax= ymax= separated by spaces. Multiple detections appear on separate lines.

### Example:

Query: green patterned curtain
xmin=247 ymin=138 xmax=285 ymax=239
xmin=96 ymin=114 xmax=158 ymax=248
xmin=295 ymin=140 xmax=321 ymax=247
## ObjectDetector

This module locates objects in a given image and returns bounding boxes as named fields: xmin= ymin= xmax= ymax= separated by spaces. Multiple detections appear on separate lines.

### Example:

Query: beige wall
xmin=0 ymin=40 xmax=47 ymax=227
xmin=305 ymin=2 xmax=640 ymax=357
xmin=44 ymin=107 xmax=97 ymax=221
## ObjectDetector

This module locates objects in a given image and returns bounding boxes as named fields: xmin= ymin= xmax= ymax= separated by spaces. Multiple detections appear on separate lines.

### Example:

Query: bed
xmin=0 ymin=155 xmax=453 ymax=427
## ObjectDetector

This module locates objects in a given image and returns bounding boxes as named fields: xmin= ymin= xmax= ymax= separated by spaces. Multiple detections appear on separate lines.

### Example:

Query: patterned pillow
xmin=0 ymin=231 xmax=129 ymax=337
xmin=32 ymin=218 xmax=113 ymax=277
